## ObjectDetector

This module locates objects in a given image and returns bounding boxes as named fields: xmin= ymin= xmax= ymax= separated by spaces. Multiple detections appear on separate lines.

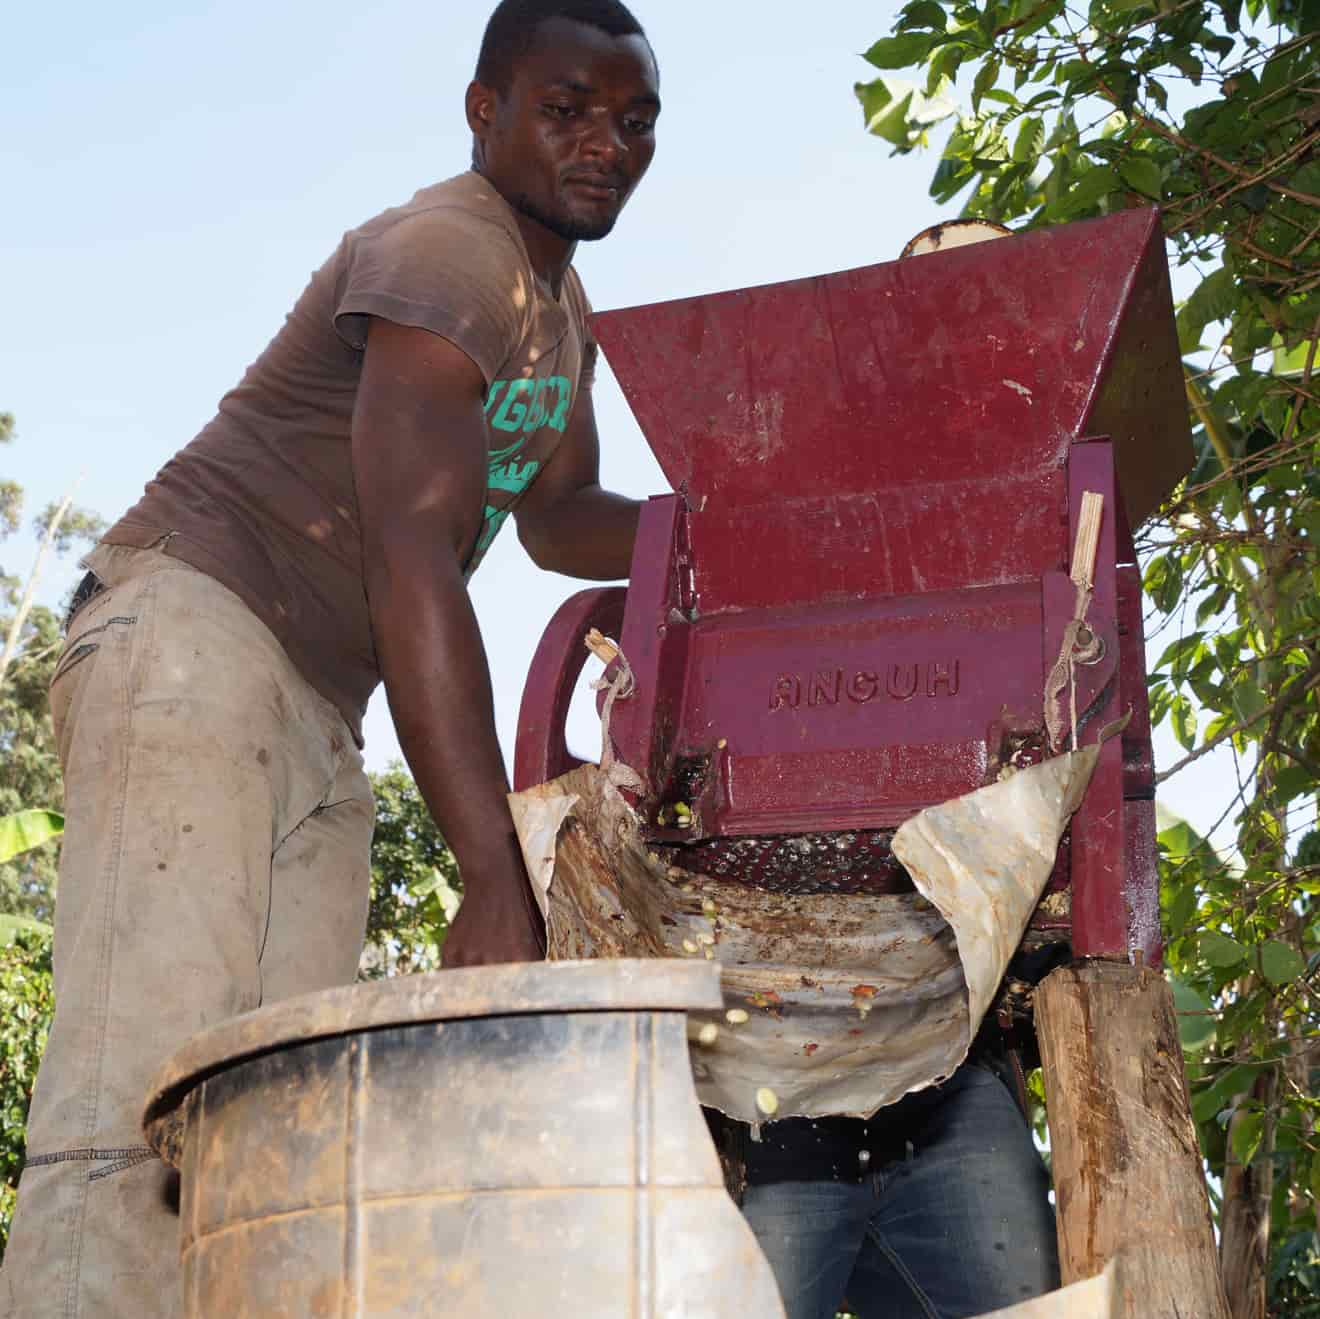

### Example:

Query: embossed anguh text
xmin=769 ymin=661 xmax=962 ymax=712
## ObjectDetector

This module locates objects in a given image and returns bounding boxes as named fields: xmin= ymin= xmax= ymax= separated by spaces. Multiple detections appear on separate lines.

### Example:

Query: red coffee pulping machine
xmin=514 ymin=208 xmax=1192 ymax=964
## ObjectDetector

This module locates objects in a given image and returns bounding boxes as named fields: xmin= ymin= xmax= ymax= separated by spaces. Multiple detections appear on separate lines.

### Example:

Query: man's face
xmin=469 ymin=18 xmax=660 ymax=243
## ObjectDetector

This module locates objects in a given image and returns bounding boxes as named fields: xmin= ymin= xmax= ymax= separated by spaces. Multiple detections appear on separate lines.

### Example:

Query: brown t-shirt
xmin=104 ymin=171 xmax=596 ymax=743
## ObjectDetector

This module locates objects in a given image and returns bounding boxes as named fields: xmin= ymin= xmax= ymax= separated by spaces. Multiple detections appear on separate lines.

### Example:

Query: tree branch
xmin=991 ymin=0 xmax=1065 ymax=38
xmin=0 ymin=485 xmax=78 ymax=688
xmin=1163 ymin=124 xmax=1320 ymax=233
xmin=1155 ymin=654 xmax=1320 ymax=785
xmin=1282 ymin=313 xmax=1320 ymax=447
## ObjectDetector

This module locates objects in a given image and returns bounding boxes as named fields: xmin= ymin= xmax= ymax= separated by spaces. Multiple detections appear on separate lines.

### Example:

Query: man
xmin=729 ymin=1050 xmax=1060 ymax=1318
xmin=0 ymin=3 xmax=659 ymax=1314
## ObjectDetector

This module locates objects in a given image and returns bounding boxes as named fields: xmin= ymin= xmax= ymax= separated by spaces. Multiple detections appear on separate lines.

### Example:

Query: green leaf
xmin=1231 ymin=680 xmax=1266 ymax=725
xmin=972 ymin=56 xmax=1002 ymax=113
xmin=1156 ymin=811 xmax=1224 ymax=878
xmin=1259 ymin=45 xmax=1309 ymax=97
xmin=1017 ymin=0 xmax=1066 ymax=37
xmin=1298 ymin=833 xmax=1320 ymax=871
xmin=1118 ymin=154 xmax=1162 ymax=199
xmin=1155 ymin=631 xmax=1205 ymax=675
xmin=0 ymin=914 xmax=53 ymax=947
xmin=1144 ymin=554 xmax=1169 ymax=605
xmin=0 ymin=811 xmax=64 ymax=865
xmin=1192 ymin=1085 xmax=1226 ymax=1124
xmin=1269 ymin=764 xmax=1312 ymax=804
xmin=1217 ymin=0 xmax=1243 ymax=29
xmin=1195 ymin=586 xmax=1231 ymax=627
xmin=1169 ymin=51 xmax=1203 ymax=84
xmin=1218 ymin=991 xmax=1269 ymax=1051
xmin=1199 ymin=930 xmax=1246 ymax=968
xmin=1156 ymin=549 xmax=1188 ymax=609
xmin=1166 ymin=880 xmax=1198 ymax=937
xmin=1231 ymin=1110 xmax=1265 ymax=1168
xmin=1203 ymin=711 xmax=1235 ymax=746
xmin=898 ymin=0 xmax=948 ymax=31
xmin=1177 ymin=267 xmax=1237 ymax=355
xmin=1187 ymin=663 xmax=1223 ymax=711
xmin=863 ymin=33 xmax=937 ymax=69
xmin=1274 ymin=339 xmax=1317 ymax=376
xmin=910 ymin=78 xmax=959 ymax=126
xmin=856 ymin=77 xmax=956 ymax=147
xmin=1191 ymin=1062 xmax=1257 ymax=1121
xmin=1055 ymin=165 xmax=1120 ymax=219
xmin=1168 ymin=976 xmax=1216 ymax=1053
xmin=1259 ymin=940 xmax=1306 ymax=986
xmin=1148 ymin=681 xmax=1173 ymax=728
xmin=931 ymin=151 xmax=977 ymax=203
xmin=1158 ymin=818 xmax=1199 ymax=860
xmin=1012 ymin=115 xmax=1044 ymax=162
xmin=856 ymin=78 xmax=912 ymax=145
xmin=926 ymin=40 xmax=969 ymax=93
xmin=1171 ymin=695 xmax=1198 ymax=751
xmin=426 ymin=867 xmax=463 ymax=923
xmin=407 ymin=870 xmax=442 ymax=899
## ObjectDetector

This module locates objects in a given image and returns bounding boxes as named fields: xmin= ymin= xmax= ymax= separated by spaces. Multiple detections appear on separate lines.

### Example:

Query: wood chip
xmin=1070 ymin=492 xmax=1105 ymax=590
xmin=583 ymin=628 xmax=619 ymax=664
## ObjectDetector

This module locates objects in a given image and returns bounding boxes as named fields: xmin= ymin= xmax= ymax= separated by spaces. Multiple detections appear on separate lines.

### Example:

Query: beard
xmin=507 ymin=188 xmax=619 ymax=243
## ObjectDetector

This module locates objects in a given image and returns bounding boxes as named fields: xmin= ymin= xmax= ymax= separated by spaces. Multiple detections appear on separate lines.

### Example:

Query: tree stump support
xmin=1036 ymin=960 xmax=1229 ymax=1318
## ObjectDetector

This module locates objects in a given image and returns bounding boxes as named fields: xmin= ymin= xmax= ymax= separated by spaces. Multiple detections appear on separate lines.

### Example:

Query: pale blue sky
xmin=3 ymin=0 xmax=1229 ymax=836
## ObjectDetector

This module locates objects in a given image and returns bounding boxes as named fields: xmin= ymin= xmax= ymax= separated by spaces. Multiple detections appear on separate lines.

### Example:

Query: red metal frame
xmin=513 ymin=586 xmax=626 ymax=790
xmin=515 ymin=209 xmax=1188 ymax=965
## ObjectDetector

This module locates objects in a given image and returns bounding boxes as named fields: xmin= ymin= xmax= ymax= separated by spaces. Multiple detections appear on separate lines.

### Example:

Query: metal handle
xmin=513 ymin=586 xmax=628 ymax=791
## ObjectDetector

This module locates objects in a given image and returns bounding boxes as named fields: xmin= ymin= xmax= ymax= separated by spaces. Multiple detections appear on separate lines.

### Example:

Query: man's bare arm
xmin=514 ymin=389 xmax=640 ymax=581
xmin=353 ymin=318 xmax=544 ymax=967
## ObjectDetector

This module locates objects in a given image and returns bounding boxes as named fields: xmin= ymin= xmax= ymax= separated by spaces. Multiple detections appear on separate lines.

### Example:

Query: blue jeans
xmin=739 ymin=1063 xmax=1059 ymax=1319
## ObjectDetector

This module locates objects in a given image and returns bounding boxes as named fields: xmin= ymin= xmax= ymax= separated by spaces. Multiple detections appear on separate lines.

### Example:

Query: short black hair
xmin=475 ymin=0 xmax=649 ymax=93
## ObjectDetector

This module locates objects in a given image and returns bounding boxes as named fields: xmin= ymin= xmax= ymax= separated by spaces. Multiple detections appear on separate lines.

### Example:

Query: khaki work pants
xmin=1 ymin=546 xmax=374 ymax=1318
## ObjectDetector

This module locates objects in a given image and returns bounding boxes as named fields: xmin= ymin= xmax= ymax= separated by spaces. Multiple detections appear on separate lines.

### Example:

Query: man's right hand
xmin=442 ymin=864 xmax=547 ymax=968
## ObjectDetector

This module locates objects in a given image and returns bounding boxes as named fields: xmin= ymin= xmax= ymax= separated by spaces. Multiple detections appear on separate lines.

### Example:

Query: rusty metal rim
xmin=142 ymin=958 xmax=722 ymax=1153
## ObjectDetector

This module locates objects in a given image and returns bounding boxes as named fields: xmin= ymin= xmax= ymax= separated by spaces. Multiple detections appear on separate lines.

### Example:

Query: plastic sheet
xmin=510 ymin=747 xmax=1098 ymax=1123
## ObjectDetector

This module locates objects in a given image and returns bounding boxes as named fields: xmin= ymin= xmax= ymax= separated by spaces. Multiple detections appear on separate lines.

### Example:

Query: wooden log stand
xmin=1036 ymin=960 xmax=1230 ymax=1319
